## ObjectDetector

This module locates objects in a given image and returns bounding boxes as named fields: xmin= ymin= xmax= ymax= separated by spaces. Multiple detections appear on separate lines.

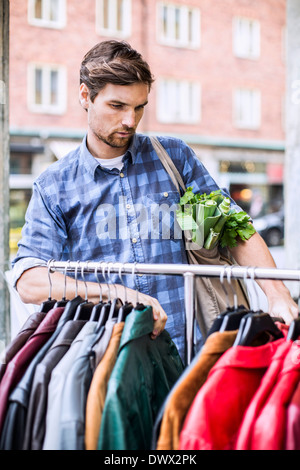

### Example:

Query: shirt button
xmin=163 ymin=192 xmax=168 ymax=197
xmin=132 ymin=238 xmax=137 ymax=244
xmin=120 ymin=172 xmax=124 ymax=178
xmin=126 ymin=204 xmax=131 ymax=209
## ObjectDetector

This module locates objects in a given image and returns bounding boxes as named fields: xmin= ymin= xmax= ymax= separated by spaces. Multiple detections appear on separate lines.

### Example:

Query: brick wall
xmin=9 ymin=0 xmax=286 ymax=142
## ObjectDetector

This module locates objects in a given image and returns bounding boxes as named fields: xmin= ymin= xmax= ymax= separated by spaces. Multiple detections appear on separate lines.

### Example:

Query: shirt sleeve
xmin=12 ymin=179 xmax=68 ymax=267
xmin=11 ymin=257 xmax=47 ymax=288
xmin=180 ymin=144 xmax=221 ymax=194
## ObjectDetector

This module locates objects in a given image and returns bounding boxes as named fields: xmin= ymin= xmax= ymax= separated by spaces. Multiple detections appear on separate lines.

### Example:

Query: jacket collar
xmin=119 ymin=305 xmax=153 ymax=349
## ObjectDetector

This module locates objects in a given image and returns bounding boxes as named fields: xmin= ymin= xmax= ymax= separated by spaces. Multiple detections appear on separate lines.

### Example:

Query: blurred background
xmin=8 ymin=0 xmax=287 ymax=253
xmin=2 ymin=0 xmax=300 ymax=342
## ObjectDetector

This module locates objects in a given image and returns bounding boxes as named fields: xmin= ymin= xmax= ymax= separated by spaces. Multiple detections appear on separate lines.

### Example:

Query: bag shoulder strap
xmin=150 ymin=136 xmax=186 ymax=194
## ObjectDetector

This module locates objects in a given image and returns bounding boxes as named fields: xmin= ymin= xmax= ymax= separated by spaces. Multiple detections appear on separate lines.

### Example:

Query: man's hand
xmin=17 ymin=266 xmax=168 ymax=339
xmin=263 ymin=281 xmax=299 ymax=324
xmin=230 ymin=232 xmax=299 ymax=325
xmin=125 ymin=289 xmax=168 ymax=339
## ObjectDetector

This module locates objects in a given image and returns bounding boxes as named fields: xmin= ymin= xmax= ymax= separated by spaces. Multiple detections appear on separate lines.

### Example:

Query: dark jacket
xmin=0 ymin=311 xmax=46 ymax=381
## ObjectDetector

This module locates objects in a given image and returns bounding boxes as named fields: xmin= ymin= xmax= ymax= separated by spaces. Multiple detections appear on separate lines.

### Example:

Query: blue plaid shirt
xmin=13 ymin=133 xmax=225 ymax=361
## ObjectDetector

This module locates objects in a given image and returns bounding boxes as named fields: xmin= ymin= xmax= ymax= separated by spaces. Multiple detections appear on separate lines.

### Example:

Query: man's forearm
xmin=229 ymin=231 xmax=278 ymax=293
xmin=16 ymin=266 xmax=105 ymax=305
xmin=16 ymin=265 xmax=168 ymax=338
xmin=229 ymin=231 xmax=298 ymax=323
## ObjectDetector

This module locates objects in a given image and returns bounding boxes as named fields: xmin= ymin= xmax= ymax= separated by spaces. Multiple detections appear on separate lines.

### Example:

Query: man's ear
xmin=79 ymin=83 xmax=90 ymax=110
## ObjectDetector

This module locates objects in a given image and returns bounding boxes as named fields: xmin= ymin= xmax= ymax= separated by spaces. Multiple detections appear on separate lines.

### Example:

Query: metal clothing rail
xmin=50 ymin=260 xmax=300 ymax=281
xmin=49 ymin=261 xmax=300 ymax=364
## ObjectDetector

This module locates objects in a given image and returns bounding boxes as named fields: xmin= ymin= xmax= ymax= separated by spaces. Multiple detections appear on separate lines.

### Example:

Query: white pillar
xmin=285 ymin=0 xmax=300 ymax=298
xmin=0 ymin=0 xmax=11 ymax=345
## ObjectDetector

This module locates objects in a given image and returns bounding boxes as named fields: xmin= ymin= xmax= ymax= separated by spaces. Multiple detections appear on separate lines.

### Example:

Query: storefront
xmin=220 ymin=160 xmax=284 ymax=219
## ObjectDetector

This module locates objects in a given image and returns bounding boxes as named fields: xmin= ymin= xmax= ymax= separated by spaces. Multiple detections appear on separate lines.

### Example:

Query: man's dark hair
xmin=80 ymin=40 xmax=155 ymax=101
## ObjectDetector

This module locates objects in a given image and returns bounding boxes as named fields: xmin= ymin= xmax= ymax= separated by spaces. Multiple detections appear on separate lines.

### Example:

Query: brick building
xmin=9 ymin=0 xmax=287 ymax=251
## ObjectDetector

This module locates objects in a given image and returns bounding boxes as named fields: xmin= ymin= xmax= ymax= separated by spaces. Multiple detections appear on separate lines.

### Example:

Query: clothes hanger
xmin=219 ymin=266 xmax=254 ymax=332
xmin=106 ymin=262 xmax=123 ymax=320
xmin=89 ymin=265 xmax=105 ymax=321
xmin=207 ymin=266 xmax=246 ymax=335
xmin=287 ymin=276 xmax=300 ymax=341
xmin=287 ymin=317 xmax=300 ymax=341
xmin=131 ymin=262 xmax=145 ymax=311
xmin=233 ymin=267 xmax=284 ymax=346
xmin=60 ymin=260 xmax=87 ymax=319
xmin=53 ymin=261 xmax=70 ymax=308
xmin=40 ymin=260 xmax=57 ymax=313
xmin=95 ymin=263 xmax=113 ymax=330
xmin=224 ymin=265 xmax=239 ymax=311
xmin=73 ymin=262 xmax=94 ymax=320
xmin=117 ymin=264 xmax=133 ymax=322
xmin=233 ymin=312 xmax=284 ymax=346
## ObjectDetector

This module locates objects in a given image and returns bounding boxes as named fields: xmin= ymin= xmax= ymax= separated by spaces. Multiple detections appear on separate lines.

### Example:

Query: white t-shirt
xmin=95 ymin=155 xmax=124 ymax=171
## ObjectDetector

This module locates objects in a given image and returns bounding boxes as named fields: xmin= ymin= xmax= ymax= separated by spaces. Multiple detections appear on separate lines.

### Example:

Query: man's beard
xmin=94 ymin=129 xmax=135 ymax=148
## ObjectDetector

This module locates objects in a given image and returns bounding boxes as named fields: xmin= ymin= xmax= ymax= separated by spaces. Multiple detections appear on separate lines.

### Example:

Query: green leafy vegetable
xmin=176 ymin=187 xmax=256 ymax=250
xmin=220 ymin=211 xmax=256 ymax=248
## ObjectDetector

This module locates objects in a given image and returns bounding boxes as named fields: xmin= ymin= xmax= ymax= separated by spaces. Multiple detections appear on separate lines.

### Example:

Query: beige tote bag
xmin=150 ymin=136 xmax=250 ymax=337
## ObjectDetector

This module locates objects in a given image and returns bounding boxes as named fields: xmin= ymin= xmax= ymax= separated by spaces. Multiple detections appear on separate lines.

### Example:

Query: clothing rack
xmin=49 ymin=261 xmax=300 ymax=364
xmin=49 ymin=260 xmax=300 ymax=281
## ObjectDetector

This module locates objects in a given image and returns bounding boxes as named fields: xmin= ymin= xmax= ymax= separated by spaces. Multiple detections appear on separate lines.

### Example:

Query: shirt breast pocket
xmin=144 ymin=191 xmax=181 ymax=240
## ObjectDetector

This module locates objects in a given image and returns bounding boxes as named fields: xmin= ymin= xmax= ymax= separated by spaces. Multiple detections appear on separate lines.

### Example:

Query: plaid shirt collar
xmin=80 ymin=133 xmax=139 ymax=179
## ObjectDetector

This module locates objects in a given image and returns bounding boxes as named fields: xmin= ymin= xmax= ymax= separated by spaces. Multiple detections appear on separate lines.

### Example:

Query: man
xmin=13 ymin=40 xmax=298 ymax=362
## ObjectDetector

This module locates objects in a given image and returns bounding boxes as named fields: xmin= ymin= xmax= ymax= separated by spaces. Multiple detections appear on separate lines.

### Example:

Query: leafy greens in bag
xmin=176 ymin=187 xmax=256 ymax=249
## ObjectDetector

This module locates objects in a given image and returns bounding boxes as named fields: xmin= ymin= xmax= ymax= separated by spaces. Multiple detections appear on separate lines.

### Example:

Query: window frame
xmin=156 ymin=2 xmax=201 ymax=49
xmin=157 ymin=78 xmax=201 ymax=124
xmin=233 ymin=16 xmax=260 ymax=60
xmin=27 ymin=62 xmax=67 ymax=115
xmin=95 ymin=0 xmax=131 ymax=38
xmin=28 ymin=0 xmax=66 ymax=29
xmin=233 ymin=87 xmax=261 ymax=130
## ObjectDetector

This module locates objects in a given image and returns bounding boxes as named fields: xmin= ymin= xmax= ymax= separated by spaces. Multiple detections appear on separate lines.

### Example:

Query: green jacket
xmin=97 ymin=305 xmax=184 ymax=450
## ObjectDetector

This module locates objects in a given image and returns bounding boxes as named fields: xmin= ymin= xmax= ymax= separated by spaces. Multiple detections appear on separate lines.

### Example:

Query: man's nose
xmin=122 ymin=109 xmax=136 ymax=128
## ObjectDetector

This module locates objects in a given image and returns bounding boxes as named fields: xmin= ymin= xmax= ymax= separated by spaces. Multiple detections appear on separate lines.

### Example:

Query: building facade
xmin=9 ymin=0 xmax=286 ymax=252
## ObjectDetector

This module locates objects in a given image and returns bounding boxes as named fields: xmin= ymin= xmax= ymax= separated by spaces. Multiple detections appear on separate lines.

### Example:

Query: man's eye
xmin=111 ymin=104 xmax=122 ymax=109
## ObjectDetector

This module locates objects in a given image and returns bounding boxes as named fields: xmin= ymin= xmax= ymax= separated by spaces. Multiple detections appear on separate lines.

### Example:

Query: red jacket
xmin=236 ymin=339 xmax=292 ymax=449
xmin=179 ymin=336 xmax=287 ymax=450
xmin=285 ymin=380 xmax=300 ymax=450
xmin=248 ymin=339 xmax=300 ymax=450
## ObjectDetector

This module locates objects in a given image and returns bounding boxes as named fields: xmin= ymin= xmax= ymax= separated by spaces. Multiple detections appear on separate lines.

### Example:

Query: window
xmin=233 ymin=17 xmax=260 ymax=59
xmin=233 ymin=88 xmax=261 ymax=129
xmin=28 ymin=0 xmax=66 ymax=28
xmin=10 ymin=189 xmax=33 ymax=255
xmin=96 ymin=0 xmax=131 ymax=37
xmin=157 ymin=79 xmax=201 ymax=123
xmin=28 ymin=63 xmax=67 ymax=114
xmin=10 ymin=153 xmax=33 ymax=175
xmin=157 ymin=3 xmax=200 ymax=48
